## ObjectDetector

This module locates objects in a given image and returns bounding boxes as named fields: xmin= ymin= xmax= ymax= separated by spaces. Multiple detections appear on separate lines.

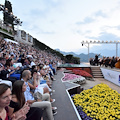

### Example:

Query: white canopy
xmin=4 ymin=38 xmax=19 ymax=44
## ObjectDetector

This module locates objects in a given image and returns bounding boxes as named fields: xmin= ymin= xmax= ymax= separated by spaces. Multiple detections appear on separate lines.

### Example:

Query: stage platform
xmin=58 ymin=62 xmax=91 ymax=68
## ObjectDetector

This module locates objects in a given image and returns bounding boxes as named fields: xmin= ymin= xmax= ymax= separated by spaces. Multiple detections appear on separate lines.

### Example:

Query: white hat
xmin=27 ymin=55 xmax=33 ymax=58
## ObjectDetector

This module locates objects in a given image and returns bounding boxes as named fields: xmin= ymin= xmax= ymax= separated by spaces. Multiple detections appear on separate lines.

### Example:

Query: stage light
xmin=106 ymin=41 xmax=108 ymax=43
xmin=102 ymin=41 xmax=104 ymax=43
xmin=82 ymin=41 xmax=84 ymax=43
xmin=5 ymin=8 xmax=8 ymax=12
xmin=0 ymin=4 xmax=22 ymax=27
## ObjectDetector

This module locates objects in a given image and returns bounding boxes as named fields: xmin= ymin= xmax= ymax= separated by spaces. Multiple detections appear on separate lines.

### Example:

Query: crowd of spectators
xmin=0 ymin=38 xmax=63 ymax=120
xmin=89 ymin=55 xmax=119 ymax=68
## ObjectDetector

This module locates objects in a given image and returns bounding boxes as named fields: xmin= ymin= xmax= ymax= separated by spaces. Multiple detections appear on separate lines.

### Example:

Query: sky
xmin=0 ymin=0 xmax=120 ymax=57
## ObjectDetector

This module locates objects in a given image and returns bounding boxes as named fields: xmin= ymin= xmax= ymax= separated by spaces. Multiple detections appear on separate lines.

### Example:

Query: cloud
xmin=1 ymin=0 xmax=120 ymax=57
xmin=76 ymin=17 xmax=95 ymax=25
xmin=94 ymin=10 xmax=107 ymax=17
xmin=88 ymin=32 xmax=120 ymax=41
xmin=39 ymin=30 xmax=55 ymax=34
xmin=116 ymin=25 xmax=120 ymax=30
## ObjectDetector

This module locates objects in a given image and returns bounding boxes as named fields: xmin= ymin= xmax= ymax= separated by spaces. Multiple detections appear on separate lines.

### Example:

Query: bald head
xmin=22 ymin=70 xmax=31 ymax=80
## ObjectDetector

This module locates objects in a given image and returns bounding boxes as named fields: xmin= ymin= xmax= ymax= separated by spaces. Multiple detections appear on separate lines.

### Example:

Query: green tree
xmin=66 ymin=54 xmax=73 ymax=61
xmin=65 ymin=54 xmax=80 ymax=64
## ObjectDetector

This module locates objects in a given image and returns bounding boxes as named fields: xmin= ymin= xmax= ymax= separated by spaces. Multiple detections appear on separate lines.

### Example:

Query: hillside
xmin=55 ymin=49 xmax=102 ymax=62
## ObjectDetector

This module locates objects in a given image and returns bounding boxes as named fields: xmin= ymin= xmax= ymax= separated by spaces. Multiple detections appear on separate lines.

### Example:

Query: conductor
xmin=94 ymin=54 xmax=100 ymax=66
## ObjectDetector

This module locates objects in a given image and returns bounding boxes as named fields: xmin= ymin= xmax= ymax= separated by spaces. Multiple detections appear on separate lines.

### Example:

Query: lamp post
xmin=82 ymin=41 xmax=90 ymax=62
xmin=116 ymin=42 xmax=118 ymax=57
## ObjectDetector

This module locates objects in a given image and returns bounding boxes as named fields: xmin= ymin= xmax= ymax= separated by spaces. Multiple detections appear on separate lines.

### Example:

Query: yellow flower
xmin=72 ymin=83 xmax=120 ymax=119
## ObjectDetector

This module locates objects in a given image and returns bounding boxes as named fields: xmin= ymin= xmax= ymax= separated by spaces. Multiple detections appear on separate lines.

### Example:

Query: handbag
xmin=33 ymin=92 xmax=42 ymax=101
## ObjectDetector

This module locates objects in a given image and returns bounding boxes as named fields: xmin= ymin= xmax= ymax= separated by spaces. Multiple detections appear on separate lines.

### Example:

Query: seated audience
xmin=0 ymin=83 xmax=29 ymax=120
xmin=27 ymin=69 xmax=55 ymax=103
xmin=21 ymin=70 xmax=56 ymax=120
xmin=43 ymin=61 xmax=56 ymax=81
xmin=0 ymin=38 xmax=63 ymax=119
xmin=10 ymin=80 xmax=43 ymax=120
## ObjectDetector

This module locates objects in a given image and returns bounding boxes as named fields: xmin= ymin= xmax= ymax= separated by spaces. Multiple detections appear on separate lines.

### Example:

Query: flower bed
xmin=72 ymin=83 xmax=120 ymax=120
xmin=62 ymin=73 xmax=82 ymax=81
xmin=72 ymin=69 xmax=93 ymax=78
xmin=62 ymin=73 xmax=86 ymax=84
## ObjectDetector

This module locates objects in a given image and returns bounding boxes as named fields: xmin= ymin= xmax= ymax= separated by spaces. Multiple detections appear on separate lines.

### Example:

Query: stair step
xmin=91 ymin=67 xmax=104 ymax=78
xmin=91 ymin=69 xmax=101 ymax=70
xmin=91 ymin=66 xmax=100 ymax=67
xmin=92 ymin=69 xmax=101 ymax=71
xmin=93 ymin=74 xmax=103 ymax=76
xmin=94 ymin=76 xmax=104 ymax=78
xmin=92 ymin=71 xmax=102 ymax=73
xmin=93 ymin=76 xmax=103 ymax=77
xmin=93 ymin=73 xmax=103 ymax=75
xmin=91 ymin=67 xmax=100 ymax=68
xmin=92 ymin=73 xmax=102 ymax=75
xmin=91 ymin=69 xmax=101 ymax=71
xmin=92 ymin=72 xmax=102 ymax=74
xmin=93 ymin=75 xmax=103 ymax=76
xmin=91 ymin=68 xmax=100 ymax=69
xmin=93 ymin=73 xmax=102 ymax=75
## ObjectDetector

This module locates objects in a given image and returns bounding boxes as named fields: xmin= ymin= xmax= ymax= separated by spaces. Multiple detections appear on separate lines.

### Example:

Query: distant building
xmin=14 ymin=30 xmax=33 ymax=45
xmin=0 ymin=19 xmax=33 ymax=45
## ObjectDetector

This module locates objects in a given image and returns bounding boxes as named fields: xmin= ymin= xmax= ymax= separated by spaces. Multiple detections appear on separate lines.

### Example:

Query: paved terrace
xmin=52 ymin=66 xmax=120 ymax=120
xmin=51 ymin=69 xmax=79 ymax=120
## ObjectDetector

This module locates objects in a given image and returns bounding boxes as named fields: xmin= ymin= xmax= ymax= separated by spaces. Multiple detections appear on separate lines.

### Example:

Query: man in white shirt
xmin=21 ymin=70 xmax=54 ymax=120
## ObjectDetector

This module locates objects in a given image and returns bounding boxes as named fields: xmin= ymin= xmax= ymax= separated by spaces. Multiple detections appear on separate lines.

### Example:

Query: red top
xmin=0 ymin=107 xmax=9 ymax=120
